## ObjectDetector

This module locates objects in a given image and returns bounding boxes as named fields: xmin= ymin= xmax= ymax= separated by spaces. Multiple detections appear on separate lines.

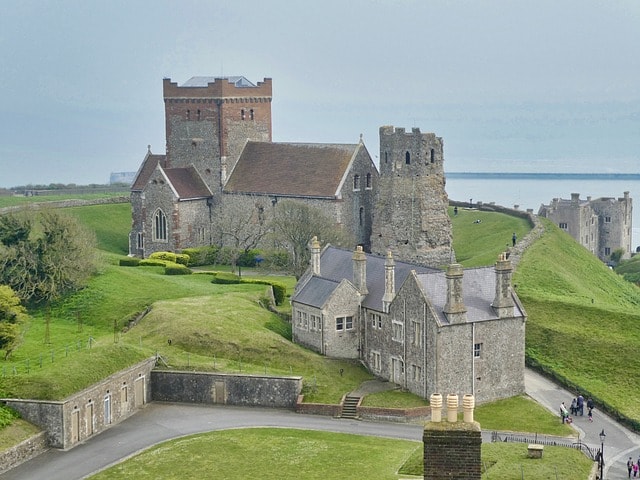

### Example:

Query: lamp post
xmin=599 ymin=428 xmax=606 ymax=479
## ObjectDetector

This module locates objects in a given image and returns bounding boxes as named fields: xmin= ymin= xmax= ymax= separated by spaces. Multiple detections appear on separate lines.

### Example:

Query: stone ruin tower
xmin=162 ymin=76 xmax=273 ymax=195
xmin=371 ymin=126 xmax=453 ymax=267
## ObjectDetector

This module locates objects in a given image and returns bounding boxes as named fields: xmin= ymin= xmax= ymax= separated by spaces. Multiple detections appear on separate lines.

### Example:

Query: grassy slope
xmin=515 ymin=218 xmax=640 ymax=419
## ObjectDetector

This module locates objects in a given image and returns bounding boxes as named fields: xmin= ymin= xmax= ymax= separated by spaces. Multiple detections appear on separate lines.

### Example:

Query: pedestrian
xmin=634 ymin=462 xmax=639 ymax=477
xmin=628 ymin=457 xmax=634 ymax=478
xmin=577 ymin=394 xmax=584 ymax=416
xmin=560 ymin=402 xmax=569 ymax=423
xmin=512 ymin=232 xmax=517 ymax=246
xmin=570 ymin=398 xmax=577 ymax=416
xmin=454 ymin=206 xmax=458 ymax=216
xmin=587 ymin=397 xmax=594 ymax=422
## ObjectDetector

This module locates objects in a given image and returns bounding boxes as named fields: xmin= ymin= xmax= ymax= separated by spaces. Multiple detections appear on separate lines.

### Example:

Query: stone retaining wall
xmin=0 ymin=431 xmax=47 ymax=475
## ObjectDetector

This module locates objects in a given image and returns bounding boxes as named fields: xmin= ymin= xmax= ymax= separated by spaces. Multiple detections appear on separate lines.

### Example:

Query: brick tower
xmin=162 ymin=76 xmax=272 ymax=194
xmin=371 ymin=126 xmax=453 ymax=267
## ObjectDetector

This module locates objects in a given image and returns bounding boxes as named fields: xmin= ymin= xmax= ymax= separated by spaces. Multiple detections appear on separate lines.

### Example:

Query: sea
xmin=445 ymin=172 xmax=640 ymax=251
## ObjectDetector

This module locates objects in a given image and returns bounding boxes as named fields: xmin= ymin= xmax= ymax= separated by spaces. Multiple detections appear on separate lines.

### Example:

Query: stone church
xmin=129 ymin=75 xmax=452 ymax=266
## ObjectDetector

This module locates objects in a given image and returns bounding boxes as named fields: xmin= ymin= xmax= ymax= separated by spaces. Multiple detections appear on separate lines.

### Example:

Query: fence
xmin=491 ymin=430 xmax=600 ymax=461
xmin=1 ymin=336 xmax=97 ymax=377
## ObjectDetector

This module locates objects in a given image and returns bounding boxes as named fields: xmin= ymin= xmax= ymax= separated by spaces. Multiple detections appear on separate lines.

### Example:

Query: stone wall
xmin=3 ymin=358 xmax=154 ymax=449
xmin=151 ymin=371 xmax=303 ymax=408
xmin=423 ymin=421 xmax=482 ymax=479
xmin=0 ymin=431 xmax=47 ymax=475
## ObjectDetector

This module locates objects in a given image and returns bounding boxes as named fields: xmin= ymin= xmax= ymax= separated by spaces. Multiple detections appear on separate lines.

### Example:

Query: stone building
xmin=371 ymin=126 xmax=453 ymax=267
xmin=538 ymin=192 xmax=633 ymax=262
xmin=129 ymin=76 xmax=378 ymax=257
xmin=291 ymin=239 xmax=527 ymax=403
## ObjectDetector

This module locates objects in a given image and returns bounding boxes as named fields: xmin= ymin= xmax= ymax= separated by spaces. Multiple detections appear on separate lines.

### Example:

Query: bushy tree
xmin=0 ymin=210 xmax=97 ymax=304
xmin=0 ymin=285 xmax=27 ymax=359
xmin=271 ymin=200 xmax=353 ymax=278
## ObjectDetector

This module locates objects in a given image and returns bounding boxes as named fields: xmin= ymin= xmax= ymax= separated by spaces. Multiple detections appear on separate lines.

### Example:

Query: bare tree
xmin=211 ymin=195 xmax=271 ymax=273
xmin=270 ymin=200 xmax=352 ymax=278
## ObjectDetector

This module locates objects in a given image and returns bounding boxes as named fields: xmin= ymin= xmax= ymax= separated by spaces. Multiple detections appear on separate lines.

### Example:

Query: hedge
xmin=119 ymin=257 xmax=140 ymax=267
xmin=165 ymin=264 xmax=192 ymax=275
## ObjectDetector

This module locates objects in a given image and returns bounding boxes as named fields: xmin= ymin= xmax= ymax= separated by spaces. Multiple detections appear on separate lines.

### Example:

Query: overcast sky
xmin=1 ymin=0 xmax=639 ymax=187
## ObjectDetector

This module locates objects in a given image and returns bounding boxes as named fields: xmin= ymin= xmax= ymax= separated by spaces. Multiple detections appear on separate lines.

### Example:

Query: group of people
xmin=627 ymin=456 xmax=640 ymax=477
xmin=560 ymin=394 xmax=595 ymax=423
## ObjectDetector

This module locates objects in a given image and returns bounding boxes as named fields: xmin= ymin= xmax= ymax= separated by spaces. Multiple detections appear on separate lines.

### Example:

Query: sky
xmin=1 ymin=0 xmax=639 ymax=188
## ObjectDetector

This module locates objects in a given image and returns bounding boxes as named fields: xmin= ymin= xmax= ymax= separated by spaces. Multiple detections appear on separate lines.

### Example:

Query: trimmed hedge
xmin=165 ymin=264 xmax=192 ymax=275
xmin=182 ymin=246 xmax=220 ymax=266
xmin=211 ymin=272 xmax=242 ymax=284
xmin=150 ymin=251 xmax=176 ymax=263
xmin=119 ymin=257 xmax=140 ymax=267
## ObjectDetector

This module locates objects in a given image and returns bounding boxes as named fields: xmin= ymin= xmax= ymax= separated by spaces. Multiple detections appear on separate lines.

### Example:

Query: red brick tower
xmin=162 ymin=76 xmax=272 ymax=194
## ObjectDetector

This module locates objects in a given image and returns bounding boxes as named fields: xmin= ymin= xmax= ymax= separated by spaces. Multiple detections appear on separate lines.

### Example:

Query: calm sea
xmin=445 ymin=173 xmax=640 ymax=250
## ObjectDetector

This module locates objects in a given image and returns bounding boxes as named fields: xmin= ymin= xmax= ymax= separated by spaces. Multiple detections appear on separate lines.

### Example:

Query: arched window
xmin=353 ymin=174 xmax=360 ymax=190
xmin=430 ymin=148 xmax=435 ymax=163
xmin=366 ymin=173 xmax=372 ymax=189
xmin=405 ymin=152 xmax=411 ymax=164
xmin=241 ymin=109 xmax=245 ymax=120
xmin=153 ymin=209 xmax=168 ymax=241
xmin=250 ymin=109 xmax=254 ymax=120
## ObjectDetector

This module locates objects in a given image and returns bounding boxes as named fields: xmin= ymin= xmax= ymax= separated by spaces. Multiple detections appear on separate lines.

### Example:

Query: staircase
xmin=340 ymin=395 xmax=360 ymax=419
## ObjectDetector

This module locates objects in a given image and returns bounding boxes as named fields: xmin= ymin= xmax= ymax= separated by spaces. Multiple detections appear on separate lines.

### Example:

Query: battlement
xmin=163 ymin=77 xmax=273 ymax=99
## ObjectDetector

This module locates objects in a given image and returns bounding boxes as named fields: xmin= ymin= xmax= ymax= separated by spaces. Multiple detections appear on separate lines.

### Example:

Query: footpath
xmin=525 ymin=368 xmax=640 ymax=478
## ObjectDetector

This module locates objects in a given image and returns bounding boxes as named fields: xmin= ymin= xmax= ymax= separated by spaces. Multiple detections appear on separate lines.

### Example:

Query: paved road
xmin=3 ymin=368 xmax=640 ymax=479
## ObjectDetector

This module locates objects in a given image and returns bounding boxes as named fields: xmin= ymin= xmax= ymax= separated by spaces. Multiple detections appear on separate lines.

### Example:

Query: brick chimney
xmin=443 ymin=264 xmax=467 ymax=324
xmin=382 ymin=250 xmax=395 ymax=313
xmin=492 ymin=252 xmax=514 ymax=318
xmin=352 ymin=245 xmax=368 ymax=295
xmin=310 ymin=236 xmax=321 ymax=276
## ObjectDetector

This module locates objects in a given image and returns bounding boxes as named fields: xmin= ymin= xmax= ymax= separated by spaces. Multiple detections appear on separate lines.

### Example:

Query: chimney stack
xmin=310 ymin=236 xmax=321 ymax=276
xmin=382 ymin=251 xmax=395 ymax=312
xmin=492 ymin=252 xmax=514 ymax=318
xmin=443 ymin=264 xmax=467 ymax=324
xmin=352 ymin=245 xmax=368 ymax=295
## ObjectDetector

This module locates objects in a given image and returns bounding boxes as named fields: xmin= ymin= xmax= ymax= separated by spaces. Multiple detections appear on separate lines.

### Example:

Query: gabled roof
xmin=292 ymin=245 xmax=438 ymax=311
xmin=224 ymin=142 xmax=360 ymax=198
xmin=131 ymin=153 xmax=166 ymax=191
xmin=163 ymin=167 xmax=213 ymax=200
xmin=415 ymin=268 xmax=525 ymax=325
xmin=181 ymin=76 xmax=255 ymax=87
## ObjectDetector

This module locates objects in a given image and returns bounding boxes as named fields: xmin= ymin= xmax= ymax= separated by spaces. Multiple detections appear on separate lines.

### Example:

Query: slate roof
xmin=164 ymin=167 xmax=213 ymax=200
xmin=291 ymin=276 xmax=342 ymax=309
xmin=416 ymin=268 xmax=525 ymax=325
xmin=181 ymin=76 xmax=256 ymax=88
xmin=292 ymin=246 xmax=439 ymax=311
xmin=131 ymin=153 xmax=166 ymax=191
xmin=224 ymin=142 xmax=359 ymax=198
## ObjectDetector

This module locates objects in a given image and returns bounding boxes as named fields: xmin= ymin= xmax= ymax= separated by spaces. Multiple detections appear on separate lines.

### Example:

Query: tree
xmin=271 ymin=200 xmax=353 ymax=278
xmin=212 ymin=196 xmax=271 ymax=273
xmin=0 ymin=285 xmax=27 ymax=359
xmin=0 ymin=209 xmax=97 ymax=304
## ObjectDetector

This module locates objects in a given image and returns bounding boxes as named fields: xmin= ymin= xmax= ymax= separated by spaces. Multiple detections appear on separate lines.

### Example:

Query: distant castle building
xmin=129 ymin=76 xmax=452 ymax=266
xmin=538 ymin=192 xmax=633 ymax=262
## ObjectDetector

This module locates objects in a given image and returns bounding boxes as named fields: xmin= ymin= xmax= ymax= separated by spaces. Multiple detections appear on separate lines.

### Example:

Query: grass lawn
xmin=87 ymin=428 xmax=593 ymax=480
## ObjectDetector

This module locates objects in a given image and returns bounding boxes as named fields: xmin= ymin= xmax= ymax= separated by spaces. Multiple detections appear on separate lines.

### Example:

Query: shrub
xmin=0 ymin=405 xmax=18 ymax=428
xmin=119 ymin=257 xmax=140 ymax=267
xmin=211 ymin=272 xmax=241 ymax=284
xmin=182 ymin=247 xmax=220 ymax=266
xmin=165 ymin=264 xmax=192 ymax=275
xmin=150 ymin=251 xmax=177 ymax=263
xmin=259 ymin=250 xmax=290 ymax=270
xmin=175 ymin=253 xmax=190 ymax=266
xmin=139 ymin=259 xmax=167 ymax=267
xmin=238 ymin=249 xmax=260 ymax=268
xmin=237 ymin=279 xmax=287 ymax=305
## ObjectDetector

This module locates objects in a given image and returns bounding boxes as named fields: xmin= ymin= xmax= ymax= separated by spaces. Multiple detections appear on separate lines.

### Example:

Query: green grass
xmin=65 ymin=203 xmax=132 ymax=255
xmin=361 ymin=389 xmax=429 ymax=408
xmin=450 ymin=207 xmax=532 ymax=267
xmin=87 ymin=428 xmax=593 ymax=480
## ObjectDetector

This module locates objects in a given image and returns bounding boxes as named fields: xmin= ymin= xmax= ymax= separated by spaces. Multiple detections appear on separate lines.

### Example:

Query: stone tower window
xmin=197 ymin=109 xmax=201 ymax=120
xmin=186 ymin=109 xmax=190 ymax=120
xmin=241 ymin=109 xmax=245 ymax=120
xmin=366 ymin=172 xmax=372 ymax=189
xmin=385 ymin=152 xmax=388 ymax=164
xmin=405 ymin=152 xmax=411 ymax=164
xmin=353 ymin=174 xmax=360 ymax=190
xmin=153 ymin=209 xmax=168 ymax=241
xmin=359 ymin=207 xmax=364 ymax=226
xmin=430 ymin=148 xmax=435 ymax=163
xmin=250 ymin=109 xmax=254 ymax=120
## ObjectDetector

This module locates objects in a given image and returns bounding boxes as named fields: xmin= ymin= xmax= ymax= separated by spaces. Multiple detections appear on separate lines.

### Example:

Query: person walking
xmin=560 ymin=402 xmax=569 ymax=423
xmin=577 ymin=394 xmax=584 ymax=416
xmin=628 ymin=457 xmax=634 ymax=478
xmin=512 ymin=232 xmax=517 ymax=246
xmin=570 ymin=398 xmax=577 ymax=416
xmin=587 ymin=397 xmax=594 ymax=422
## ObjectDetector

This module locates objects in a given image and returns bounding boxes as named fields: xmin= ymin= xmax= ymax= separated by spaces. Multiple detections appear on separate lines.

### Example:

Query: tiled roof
xmin=164 ymin=167 xmax=212 ymax=199
xmin=292 ymin=246 xmax=438 ymax=312
xmin=181 ymin=76 xmax=255 ymax=87
xmin=292 ymin=277 xmax=341 ymax=309
xmin=416 ymin=268 xmax=525 ymax=324
xmin=224 ymin=142 xmax=358 ymax=198
xmin=131 ymin=154 xmax=166 ymax=191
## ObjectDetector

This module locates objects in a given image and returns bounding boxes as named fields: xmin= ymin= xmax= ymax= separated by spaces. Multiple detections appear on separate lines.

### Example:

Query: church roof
xmin=181 ymin=76 xmax=256 ymax=87
xmin=131 ymin=153 xmax=166 ymax=191
xmin=164 ymin=167 xmax=213 ymax=199
xmin=224 ymin=142 xmax=359 ymax=198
